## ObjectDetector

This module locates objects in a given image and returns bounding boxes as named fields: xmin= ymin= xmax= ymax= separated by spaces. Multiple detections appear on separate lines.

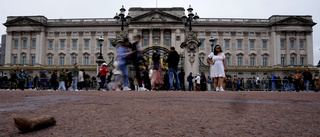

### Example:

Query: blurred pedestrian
xmin=99 ymin=63 xmax=109 ymax=91
xmin=51 ymin=70 xmax=58 ymax=91
xmin=164 ymin=69 xmax=169 ymax=90
xmin=117 ymin=38 xmax=131 ymax=91
xmin=187 ymin=72 xmax=193 ymax=91
xmin=10 ymin=70 xmax=18 ymax=90
xmin=200 ymin=72 xmax=207 ymax=91
xmin=314 ymin=75 xmax=319 ymax=92
xmin=178 ymin=70 xmax=185 ymax=91
xmin=71 ymin=63 xmax=79 ymax=91
xmin=206 ymin=45 xmax=227 ymax=91
xmin=33 ymin=74 xmax=39 ymax=90
xmin=195 ymin=73 xmax=201 ymax=91
xmin=78 ymin=69 xmax=85 ymax=91
xmin=302 ymin=68 xmax=312 ymax=92
xmin=58 ymin=69 xmax=68 ymax=91
xmin=207 ymin=76 xmax=212 ymax=91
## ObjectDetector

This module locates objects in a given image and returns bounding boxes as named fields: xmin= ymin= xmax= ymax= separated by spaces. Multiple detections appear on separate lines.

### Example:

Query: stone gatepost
xmin=180 ymin=31 xmax=201 ymax=89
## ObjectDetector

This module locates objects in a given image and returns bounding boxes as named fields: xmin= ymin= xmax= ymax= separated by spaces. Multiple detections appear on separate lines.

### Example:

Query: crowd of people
xmin=0 ymin=37 xmax=319 ymax=92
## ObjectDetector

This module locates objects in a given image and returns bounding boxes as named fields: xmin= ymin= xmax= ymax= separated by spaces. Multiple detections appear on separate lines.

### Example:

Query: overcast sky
xmin=1 ymin=0 xmax=319 ymax=65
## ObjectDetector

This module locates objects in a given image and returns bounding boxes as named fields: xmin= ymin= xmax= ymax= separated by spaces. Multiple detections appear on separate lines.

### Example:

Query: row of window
xmin=49 ymin=39 xmax=115 ymax=49
xmin=12 ymin=56 xmax=99 ymax=66
xmin=142 ymin=39 xmax=170 ymax=47
xmin=14 ymin=40 xmax=37 ymax=48
xmin=280 ymin=40 xmax=304 ymax=49
xmin=199 ymin=40 xmax=268 ymax=49
xmin=281 ymin=57 xmax=304 ymax=66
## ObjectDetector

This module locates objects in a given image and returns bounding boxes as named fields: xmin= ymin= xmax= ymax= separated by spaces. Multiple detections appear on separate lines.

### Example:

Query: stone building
xmin=1 ymin=6 xmax=317 ymax=79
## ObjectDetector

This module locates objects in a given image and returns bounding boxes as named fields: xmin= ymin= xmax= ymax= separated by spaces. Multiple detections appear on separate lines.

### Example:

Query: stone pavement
xmin=1 ymin=90 xmax=320 ymax=136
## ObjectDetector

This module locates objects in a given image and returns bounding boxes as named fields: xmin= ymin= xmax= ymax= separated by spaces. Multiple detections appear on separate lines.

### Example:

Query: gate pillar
xmin=180 ymin=31 xmax=201 ymax=88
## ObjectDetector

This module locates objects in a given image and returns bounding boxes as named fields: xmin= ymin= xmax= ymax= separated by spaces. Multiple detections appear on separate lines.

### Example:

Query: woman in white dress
xmin=206 ymin=45 xmax=227 ymax=91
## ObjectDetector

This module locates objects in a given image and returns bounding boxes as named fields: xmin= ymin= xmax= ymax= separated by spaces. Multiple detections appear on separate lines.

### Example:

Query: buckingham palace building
xmin=0 ymin=6 xmax=318 ymax=78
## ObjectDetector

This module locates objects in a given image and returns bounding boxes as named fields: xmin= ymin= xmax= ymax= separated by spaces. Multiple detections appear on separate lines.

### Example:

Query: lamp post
xmin=209 ymin=36 xmax=215 ymax=52
xmin=181 ymin=5 xmax=199 ymax=31
xmin=98 ymin=36 xmax=104 ymax=60
xmin=114 ymin=5 xmax=132 ymax=31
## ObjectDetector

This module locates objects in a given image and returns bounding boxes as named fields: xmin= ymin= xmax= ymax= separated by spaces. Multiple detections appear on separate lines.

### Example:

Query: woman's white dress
xmin=208 ymin=52 xmax=225 ymax=78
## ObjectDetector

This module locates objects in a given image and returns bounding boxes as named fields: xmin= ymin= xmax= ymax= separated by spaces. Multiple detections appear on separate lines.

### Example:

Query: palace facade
xmin=1 ymin=7 xmax=318 ymax=78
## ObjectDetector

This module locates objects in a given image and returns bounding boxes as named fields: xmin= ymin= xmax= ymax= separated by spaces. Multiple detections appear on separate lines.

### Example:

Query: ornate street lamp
xmin=209 ymin=36 xmax=215 ymax=52
xmin=96 ymin=36 xmax=105 ymax=66
xmin=114 ymin=5 xmax=132 ymax=31
xmin=181 ymin=5 xmax=199 ymax=31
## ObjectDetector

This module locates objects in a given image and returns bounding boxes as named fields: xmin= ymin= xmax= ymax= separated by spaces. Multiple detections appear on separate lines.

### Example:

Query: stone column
xmin=306 ymin=31 xmax=313 ymax=66
xmin=180 ymin=31 xmax=201 ymax=87
xmin=286 ymin=31 xmax=290 ymax=66
xmin=5 ymin=31 xmax=12 ymax=65
xmin=27 ymin=32 xmax=31 ymax=65
xmin=271 ymin=31 xmax=281 ymax=66
xmin=171 ymin=29 xmax=176 ymax=48
xmin=295 ymin=32 xmax=301 ymax=66
xmin=17 ymin=32 xmax=22 ymax=64
xmin=160 ymin=29 xmax=164 ymax=45
xmin=38 ymin=31 xmax=46 ymax=65
xmin=149 ymin=29 xmax=153 ymax=45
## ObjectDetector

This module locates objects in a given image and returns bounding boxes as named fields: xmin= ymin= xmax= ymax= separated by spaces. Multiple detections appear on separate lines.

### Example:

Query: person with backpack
xmin=17 ymin=69 xmax=27 ymax=91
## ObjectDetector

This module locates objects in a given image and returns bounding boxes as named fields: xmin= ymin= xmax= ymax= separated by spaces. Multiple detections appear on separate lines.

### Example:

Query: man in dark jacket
xmin=302 ymin=68 xmax=313 ymax=92
xmin=167 ymin=47 xmax=181 ymax=90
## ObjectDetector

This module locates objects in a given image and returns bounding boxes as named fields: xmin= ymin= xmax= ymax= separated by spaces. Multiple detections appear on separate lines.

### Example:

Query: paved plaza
xmin=1 ymin=90 xmax=320 ymax=136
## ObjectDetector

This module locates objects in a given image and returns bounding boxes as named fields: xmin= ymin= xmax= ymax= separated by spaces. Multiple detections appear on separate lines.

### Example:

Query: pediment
xmin=132 ymin=10 xmax=181 ymax=22
xmin=4 ymin=17 xmax=45 ymax=26
xmin=272 ymin=16 xmax=316 ymax=26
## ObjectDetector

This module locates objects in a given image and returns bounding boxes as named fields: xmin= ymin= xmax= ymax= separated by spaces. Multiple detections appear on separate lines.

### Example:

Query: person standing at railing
xmin=294 ymin=70 xmax=303 ymax=92
xmin=288 ymin=74 xmax=294 ymax=91
xmin=302 ymin=68 xmax=312 ymax=92
xmin=283 ymin=76 xmax=289 ymax=92
xmin=314 ymin=75 xmax=319 ymax=92
xmin=271 ymin=75 xmax=276 ymax=91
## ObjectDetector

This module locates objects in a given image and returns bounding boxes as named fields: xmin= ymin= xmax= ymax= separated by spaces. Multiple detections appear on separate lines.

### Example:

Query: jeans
xmin=169 ymin=68 xmax=181 ymax=90
xmin=58 ymin=81 xmax=66 ymax=91
xmin=283 ymin=83 xmax=288 ymax=91
xmin=119 ymin=64 xmax=128 ymax=87
xmin=271 ymin=82 xmax=276 ymax=91
xmin=100 ymin=75 xmax=106 ymax=89
xmin=72 ymin=77 xmax=78 ymax=90
xmin=188 ymin=82 xmax=193 ymax=91
xmin=304 ymin=80 xmax=310 ymax=92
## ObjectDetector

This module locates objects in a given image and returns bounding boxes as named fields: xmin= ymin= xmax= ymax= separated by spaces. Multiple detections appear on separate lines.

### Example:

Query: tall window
xmin=250 ymin=57 xmax=255 ymax=66
xmin=226 ymin=57 xmax=230 ymax=66
xmin=84 ymin=57 xmax=89 ymax=65
xmin=32 ymin=40 xmax=36 ymax=48
xmin=200 ymin=40 xmax=204 ymax=48
xmin=290 ymin=57 xmax=295 ymax=66
xmin=299 ymin=40 xmax=304 ymax=49
xmin=225 ymin=40 xmax=229 ymax=49
xmin=109 ymin=40 xmax=114 ymax=48
xmin=263 ymin=41 xmax=267 ymax=49
xmin=85 ymin=40 xmax=89 ymax=48
xmin=73 ymin=40 xmax=77 ymax=48
xmin=290 ymin=40 xmax=294 ymax=48
xmin=60 ymin=57 xmax=64 ymax=65
xmin=32 ymin=57 xmax=35 ymax=65
xmin=143 ymin=39 xmax=148 ymax=47
xmin=72 ymin=57 xmax=77 ymax=64
xmin=237 ymin=40 xmax=242 ymax=49
xmin=61 ymin=40 xmax=65 ymax=48
xmin=250 ymin=41 xmax=254 ymax=49
xmin=300 ymin=57 xmax=304 ymax=66
xmin=165 ymin=39 xmax=170 ymax=47
xmin=263 ymin=58 xmax=267 ymax=66
xmin=23 ymin=40 xmax=27 ymax=48
xmin=281 ymin=40 xmax=285 ymax=49
xmin=14 ymin=57 xmax=17 ymax=65
xmin=154 ymin=39 xmax=159 ymax=45
xmin=14 ymin=40 xmax=18 ymax=48
xmin=48 ymin=57 xmax=52 ymax=65
xmin=49 ymin=41 xmax=53 ymax=49
xmin=281 ymin=57 xmax=285 ymax=66
xmin=22 ymin=56 xmax=26 ymax=65
xmin=237 ymin=57 xmax=242 ymax=66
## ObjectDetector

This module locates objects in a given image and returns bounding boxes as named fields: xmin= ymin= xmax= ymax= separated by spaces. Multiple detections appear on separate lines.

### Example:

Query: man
xmin=302 ymin=68 xmax=313 ymax=92
xmin=167 ymin=47 xmax=181 ymax=90
xmin=178 ymin=69 xmax=185 ymax=91
xmin=3 ymin=73 xmax=8 ymax=89
xmin=72 ymin=63 xmax=79 ymax=91
xmin=117 ymin=38 xmax=131 ymax=91
xmin=33 ymin=74 xmax=39 ymax=90
xmin=129 ymin=35 xmax=147 ymax=91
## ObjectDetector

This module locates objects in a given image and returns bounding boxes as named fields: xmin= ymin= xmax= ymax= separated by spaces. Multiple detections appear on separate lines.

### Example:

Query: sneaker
xmin=138 ymin=87 xmax=147 ymax=91
xmin=220 ymin=87 xmax=224 ymax=92
xmin=75 ymin=89 xmax=79 ymax=91
xmin=123 ymin=87 xmax=131 ymax=91
xmin=216 ymin=87 xmax=219 ymax=92
xmin=115 ymin=88 xmax=121 ymax=91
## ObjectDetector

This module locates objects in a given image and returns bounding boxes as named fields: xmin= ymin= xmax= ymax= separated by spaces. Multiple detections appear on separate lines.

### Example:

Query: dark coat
xmin=152 ymin=52 xmax=160 ymax=70
xmin=168 ymin=51 xmax=180 ymax=70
